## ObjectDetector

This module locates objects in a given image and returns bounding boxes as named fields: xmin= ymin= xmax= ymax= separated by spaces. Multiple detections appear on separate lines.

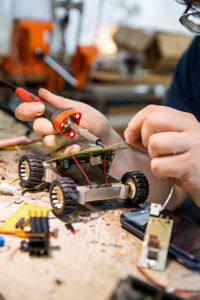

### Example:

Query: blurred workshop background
xmin=0 ymin=0 xmax=192 ymax=137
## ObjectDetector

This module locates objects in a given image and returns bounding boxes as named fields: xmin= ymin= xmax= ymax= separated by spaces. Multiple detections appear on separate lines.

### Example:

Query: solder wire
xmin=160 ymin=186 xmax=174 ymax=212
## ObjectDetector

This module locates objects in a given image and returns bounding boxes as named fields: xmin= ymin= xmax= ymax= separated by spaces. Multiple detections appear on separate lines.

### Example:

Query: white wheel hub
xmin=126 ymin=178 xmax=136 ymax=199
xmin=20 ymin=161 xmax=30 ymax=181
xmin=51 ymin=185 xmax=64 ymax=209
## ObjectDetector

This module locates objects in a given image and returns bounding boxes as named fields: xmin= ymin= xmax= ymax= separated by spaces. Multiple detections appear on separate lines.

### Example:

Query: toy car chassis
xmin=18 ymin=147 xmax=149 ymax=216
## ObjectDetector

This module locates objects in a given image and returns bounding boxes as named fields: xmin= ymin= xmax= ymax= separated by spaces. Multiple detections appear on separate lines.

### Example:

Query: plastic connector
xmin=0 ymin=236 xmax=5 ymax=247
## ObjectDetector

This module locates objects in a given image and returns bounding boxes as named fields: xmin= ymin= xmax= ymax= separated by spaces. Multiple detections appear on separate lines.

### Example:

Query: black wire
xmin=0 ymin=80 xmax=17 ymax=91
xmin=0 ymin=98 xmax=33 ymax=131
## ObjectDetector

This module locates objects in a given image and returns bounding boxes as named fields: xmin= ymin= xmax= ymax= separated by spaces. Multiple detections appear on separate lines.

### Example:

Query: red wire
xmin=0 ymin=164 xmax=7 ymax=171
xmin=10 ymin=247 xmax=20 ymax=258
xmin=103 ymin=151 xmax=109 ymax=187
xmin=70 ymin=152 xmax=91 ymax=189
xmin=137 ymin=265 xmax=200 ymax=299
xmin=137 ymin=266 xmax=166 ymax=289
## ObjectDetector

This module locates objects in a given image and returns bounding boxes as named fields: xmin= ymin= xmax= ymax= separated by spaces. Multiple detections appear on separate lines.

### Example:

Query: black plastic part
xmin=42 ymin=101 xmax=58 ymax=120
xmin=15 ymin=217 xmax=25 ymax=228
xmin=20 ymin=218 xmax=30 ymax=229
xmin=0 ymin=80 xmax=16 ymax=91
xmin=121 ymin=171 xmax=149 ymax=205
xmin=18 ymin=155 xmax=44 ymax=188
xmin=21 ymin=240 xmax=29 ymax=252
xmin=110 ymin=275 xmax=184 ymax=300
xmin=148 ymin=250 xmax=158 ymax=260
xmin=49 ymin=177 xmax=78 ymax=216
xmin=29 ymin=216 xmax=49 ymax=256
xmin=21 ymin=216 xmax=50 ymax=256
xmin=34 ymin=48 xmax=45 ymax=59
xmin=0 ymin=98 xmax=33 ymax=130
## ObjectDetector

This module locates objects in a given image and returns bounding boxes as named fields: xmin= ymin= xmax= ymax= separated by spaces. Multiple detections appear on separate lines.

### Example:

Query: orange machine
xmin=2 ymin=19 xmax=98 ymax=90
xmin=2 ymin=19 xmax=53 ymax=76
xmin=71 ymin=45 xmax=98 ymax=90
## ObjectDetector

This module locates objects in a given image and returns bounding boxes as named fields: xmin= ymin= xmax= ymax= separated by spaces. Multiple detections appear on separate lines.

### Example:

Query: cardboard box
xmin=145 ymin=31 xmax=192 ymax=72
xmin=113 ymin=26 xmax=192 ymax=73
xmin=113 ymin=26 xmax=154 ymax=57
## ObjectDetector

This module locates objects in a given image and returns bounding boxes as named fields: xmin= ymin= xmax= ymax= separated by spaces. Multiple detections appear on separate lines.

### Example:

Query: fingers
xmin=15 ymin=89 xmax=75 ymax=122
xmin=140 ymin=110 xmax=193 ymax=148
xmin=38 ymin=88 xmax=75 ymax=109
xmin=148 ymin=132 xmax=191 ymax=158
xmin=42 ymin=135 xmax=68 ymax=152
xmin=125 ymin=105 xmax=197 ymax=150
xmin=15 ymin=102 xmax=45 ymax=121
xmin=151 ymin=152 xmax=189 ymax=179
xmin=42 ymin=134 xmax=82 ymax=154
xmin=51 ymin=144 xmax=81 ymax=157
xmin=33 ymin=118 xmax=57 ymax=136
xmin=125 ymin=105 xmax=157 ymax=149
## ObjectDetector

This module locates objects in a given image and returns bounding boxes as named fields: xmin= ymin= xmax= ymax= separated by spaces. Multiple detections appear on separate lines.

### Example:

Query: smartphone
xmin=120 ymin=203 xmax=200 ymax=270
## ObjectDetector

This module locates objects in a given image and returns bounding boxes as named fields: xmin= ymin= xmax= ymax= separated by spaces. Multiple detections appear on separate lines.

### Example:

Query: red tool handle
xmin=15 ymin=87 xmax=81 ymax=138
xmin=15 ymin=88 xmax=43 ymax=103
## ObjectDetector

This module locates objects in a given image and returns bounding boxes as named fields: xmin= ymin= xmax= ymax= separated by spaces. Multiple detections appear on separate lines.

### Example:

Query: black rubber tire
xmin=121 ymin=171 xmax=149 ymax=205
xmin=49 ymin=177 xmax=78 ymax=216
xmin=18 ymin=155 xmax=44 ymax=188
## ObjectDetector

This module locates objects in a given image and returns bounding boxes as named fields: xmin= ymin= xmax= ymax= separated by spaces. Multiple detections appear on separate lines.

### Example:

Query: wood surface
xmin=0 ymin=110 xmax=199 ymax=300
xmin=90 ymin=70 xmax=172 ymax=86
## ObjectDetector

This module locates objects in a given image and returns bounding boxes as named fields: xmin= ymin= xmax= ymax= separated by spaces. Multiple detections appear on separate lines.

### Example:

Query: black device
xmin=21 ymin=215 xmax=49 ymax=256
xmin=110 ymin=275 xmax=183 ymax=300
xmin=120 ymin=203 xmax=200 ymax=270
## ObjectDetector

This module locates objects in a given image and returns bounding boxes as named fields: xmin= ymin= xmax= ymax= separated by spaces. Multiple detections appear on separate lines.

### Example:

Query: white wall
xmin=0 ymin=0 xmax=190 ymax=55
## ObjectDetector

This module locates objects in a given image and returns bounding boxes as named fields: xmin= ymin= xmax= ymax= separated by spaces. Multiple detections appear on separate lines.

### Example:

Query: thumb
xmin=38 ymin=88 xmax=74 ymax=109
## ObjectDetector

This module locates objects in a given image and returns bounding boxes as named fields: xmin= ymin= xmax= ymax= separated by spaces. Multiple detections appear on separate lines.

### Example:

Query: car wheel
xmin=121 ymin=171 xmax=149 ymax=205
xmin=18 ymin=155 xmax=44 ymax=188
xmin=49 ymin=177 xmax=78 ymax=216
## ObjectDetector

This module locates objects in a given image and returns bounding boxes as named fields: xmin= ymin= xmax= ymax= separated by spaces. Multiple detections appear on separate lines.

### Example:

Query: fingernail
xmin=36 ymin=103 xmax=45 ymax=113
xmin=148 ymin=143 xmax=152 ymax=156
xmin=40 ymin=88 xmax=51 ymax=95
xmin=124 ymin=128 xmax=128 ymax=141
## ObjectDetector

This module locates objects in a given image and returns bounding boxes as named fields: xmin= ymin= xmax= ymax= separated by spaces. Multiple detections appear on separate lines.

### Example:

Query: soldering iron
xmin=0 ymin=80 xmax=105 ymax=148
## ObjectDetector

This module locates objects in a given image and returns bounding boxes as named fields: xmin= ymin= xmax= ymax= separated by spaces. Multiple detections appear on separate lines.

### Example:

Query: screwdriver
xmin=0 ymin=80 xmax=105 ymax=148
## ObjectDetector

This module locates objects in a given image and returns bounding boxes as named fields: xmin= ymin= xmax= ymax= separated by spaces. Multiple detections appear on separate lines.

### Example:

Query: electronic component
xmin=110 ymin=275 xmax=183 ymax=300
xmin=65 ymin=223 xmax=76 ymax=234
xmin=139 ymin=215 xmax=173 ymax=271
xmin=150 ymin=203 xmax=162 ymax=217
xmin=0 ymin=203 xmax=50 ymax=237
xmin=15 ymin=217 xmax=25 ymax=228
xmin=147 ymin=250 xmax=158 ymax=260
xmin=20 ymin=213 xmax=50 ymax=256
xmin=0 ymin=236 xmax=4 ymax=247
xmin=148 ymin=234 xmax=160 ymax=248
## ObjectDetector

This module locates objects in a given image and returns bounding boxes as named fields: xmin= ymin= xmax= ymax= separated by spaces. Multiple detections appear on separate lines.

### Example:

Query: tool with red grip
xmin=0 ymin=80 xmax=105 ymax=147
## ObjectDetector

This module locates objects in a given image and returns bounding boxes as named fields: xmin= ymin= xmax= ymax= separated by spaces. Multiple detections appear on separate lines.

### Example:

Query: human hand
xmin=15 ymin=88 xmax=112 ymax=156
xmin=124 ymin=104 xmax=200 ymax=205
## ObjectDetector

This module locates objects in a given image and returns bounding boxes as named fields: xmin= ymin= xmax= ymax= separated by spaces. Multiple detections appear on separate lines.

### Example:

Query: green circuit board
xmin=45 ymin=146 xmax=127 ymax=163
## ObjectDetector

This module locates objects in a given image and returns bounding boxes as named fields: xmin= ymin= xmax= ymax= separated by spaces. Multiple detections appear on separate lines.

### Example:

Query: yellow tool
xmin=0 ymin=203 xmax=50 ymax=237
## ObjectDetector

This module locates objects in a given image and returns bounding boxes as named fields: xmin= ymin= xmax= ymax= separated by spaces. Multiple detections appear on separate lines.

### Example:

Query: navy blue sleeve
xmin=164 ymin=36 xmax=200 ymax=122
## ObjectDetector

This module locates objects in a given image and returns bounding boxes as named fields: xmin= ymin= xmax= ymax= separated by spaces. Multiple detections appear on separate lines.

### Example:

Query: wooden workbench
xmin=0 ymin=110 xmax=200 ymax=300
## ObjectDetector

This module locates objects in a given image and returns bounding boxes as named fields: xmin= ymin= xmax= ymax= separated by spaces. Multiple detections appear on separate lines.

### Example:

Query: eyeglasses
xmin=176 ymin=0 xmax=200 ymax=34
